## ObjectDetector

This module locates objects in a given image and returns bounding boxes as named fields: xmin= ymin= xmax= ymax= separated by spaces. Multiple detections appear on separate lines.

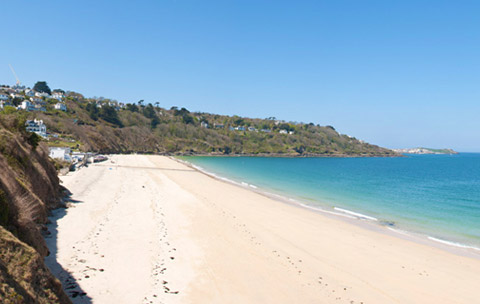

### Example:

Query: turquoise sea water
xmin=181 ymin=154 xmax=480 ymax=249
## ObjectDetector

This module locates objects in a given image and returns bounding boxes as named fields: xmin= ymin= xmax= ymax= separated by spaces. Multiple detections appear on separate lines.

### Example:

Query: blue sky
xmin=1 ymin=1 xmax=479 ymax=151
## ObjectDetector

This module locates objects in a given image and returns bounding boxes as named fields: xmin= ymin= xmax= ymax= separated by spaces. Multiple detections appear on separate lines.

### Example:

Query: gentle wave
xmin=334 ymin=207 xmax=378 ymax=221
xmin=300 ymin=204 xmax=356 ymax=219
xmin=427 ymin=237 xmax=480 ymax=251
xmin=387 ymin=227 xmax=411 ymax=236
xmin=178 ymin=156 xmax=480 ymax=254
xmin=186 ymin=160 xmax=260 ymax=190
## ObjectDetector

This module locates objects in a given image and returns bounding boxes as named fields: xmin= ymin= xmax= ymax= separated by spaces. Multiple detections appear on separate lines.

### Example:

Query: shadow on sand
xmin=45 ymin=191 xmax=93 ymax=304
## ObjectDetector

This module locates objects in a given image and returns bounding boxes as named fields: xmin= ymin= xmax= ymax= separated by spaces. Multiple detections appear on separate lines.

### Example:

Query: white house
xmin=279 ymin=129 xmax=288 ymax=134
xmin=20 ymin=100 xmax=36 ymax=111
xmin=54 ymin=103 xmax=67 ymax=111
xmin=25 ymin=119 xmax=47 ymax=138
xmin=49 ymin=147 xmax=72 ymax=162
xmin=25 ymin=89 xmax=35 ymax=97
xmin=35 ymin=92 xmax=50 ymax=98
xmin=248 ymin=127 xmax=257 ymax=132
xmin=30 ymin=97 xmax=43 ymax=103
xmin=10 ymin=93 xmax=23 ymax=99
xmin=200 ymin=121 xmax=209 ymax=128
xmin=52 ymin=92 xmax=65 ymax=100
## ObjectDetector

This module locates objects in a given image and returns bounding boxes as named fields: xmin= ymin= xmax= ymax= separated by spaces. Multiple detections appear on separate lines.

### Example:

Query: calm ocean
xmin=180 ymin=154 xmax=480 ymax=250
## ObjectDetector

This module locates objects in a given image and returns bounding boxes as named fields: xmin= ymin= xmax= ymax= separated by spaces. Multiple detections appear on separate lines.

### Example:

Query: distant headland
xmin=392 ymin=147 xmax=458 ymax=155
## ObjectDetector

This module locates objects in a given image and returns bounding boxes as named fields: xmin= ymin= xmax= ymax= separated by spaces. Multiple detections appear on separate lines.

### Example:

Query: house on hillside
xmin=279 ymin=130 xmax=288 ymax=134
xmin=10 ymin=93 xmax=23 ymax=99
xmin=214 ymin=123 xmax=224 ymax=129
xmin=25 ymin=119 xmax=47 ymax=138
xmin=25 ymin=89 xmax=35 ymax=97
xmin=200 ymin=121 xmax=209 ymax=128
xmin=260 ymin=129 xmax=271 ymax=133
xmin=248 ymin=126 xmax=257 ymax=132
xmin=19 ymin=100 xmax=36 ymax=111
xmin=234 ymin=126 xmax=246 ymax=131
xmin=0 ymin=93 xmax=9 ymax=101
xmin=52 ymin=92 xmax=65 ymax=100
xmin=54 ymin=103 xmax=67 ymax=111
xmin=30 ymin=97 xmax=43 ymax=104
xmin=35 ymin=92 xmax=50 ymax=98
xmin=49 ymin=147 xmax=72 ymax=162
xmin=34 ymin=104 xmax=46 ymax=112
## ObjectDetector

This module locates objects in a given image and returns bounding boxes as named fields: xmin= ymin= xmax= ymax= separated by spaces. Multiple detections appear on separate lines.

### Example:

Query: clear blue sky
xmin=1 ymin=1 xmax=479 ymax=151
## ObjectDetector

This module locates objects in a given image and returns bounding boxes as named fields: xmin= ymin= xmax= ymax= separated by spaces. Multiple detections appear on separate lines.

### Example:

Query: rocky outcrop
xmin=0 ymin=116 xmax=71 ymax=303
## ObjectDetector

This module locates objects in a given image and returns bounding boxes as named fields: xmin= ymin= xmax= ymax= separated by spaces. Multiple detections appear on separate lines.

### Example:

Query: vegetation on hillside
xmin=1 ymin=88 xmax=397 ymax=156
xmin=32 ymin=81 xmax=51 ymax=95
xmin=0 ymin=115 xmax=71 ymax=303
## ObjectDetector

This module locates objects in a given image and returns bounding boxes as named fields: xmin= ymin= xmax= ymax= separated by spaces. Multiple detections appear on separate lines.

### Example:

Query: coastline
xmin=175 ymin=157 xmax=480 ymax=259
xmin=169 ymin=152 xmax=402 ymax=158
xmin=46 ymin=154 xmax=480 ymax=303
xmin=175 ymin=156 xmax=480 ymax=260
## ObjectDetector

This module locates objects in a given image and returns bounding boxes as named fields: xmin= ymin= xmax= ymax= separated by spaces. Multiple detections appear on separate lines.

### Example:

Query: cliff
xmin=0 ymin=115 xmax=71 ymax=303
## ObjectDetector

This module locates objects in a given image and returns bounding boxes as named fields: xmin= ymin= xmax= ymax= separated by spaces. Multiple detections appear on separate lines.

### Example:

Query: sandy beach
xmin=45 ymin=154 xmax=480 ymax=304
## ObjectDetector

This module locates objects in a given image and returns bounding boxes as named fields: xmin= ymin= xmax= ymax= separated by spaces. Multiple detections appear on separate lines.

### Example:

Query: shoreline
xmin=174 ymin=156 xmax=480 ymax=260
xmin=46 ymin=154 xmax=480 ymax=303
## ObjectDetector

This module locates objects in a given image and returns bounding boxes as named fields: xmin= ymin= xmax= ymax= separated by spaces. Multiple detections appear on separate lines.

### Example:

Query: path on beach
xmin=46 ymin=155 xmax=480 ymax=304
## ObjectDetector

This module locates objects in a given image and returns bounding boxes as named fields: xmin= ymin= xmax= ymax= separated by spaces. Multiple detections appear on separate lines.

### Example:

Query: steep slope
xmin=0 ymin=116 xmax=71 ymax=303
xmin=0 ymin=226 xmax=70 ymax=303
xmin=28 ymin=94 xmax=398 ymax=156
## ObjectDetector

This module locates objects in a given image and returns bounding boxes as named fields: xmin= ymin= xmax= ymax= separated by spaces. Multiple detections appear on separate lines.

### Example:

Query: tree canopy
xmin=33 ymin=81 xmax=52 ymax=94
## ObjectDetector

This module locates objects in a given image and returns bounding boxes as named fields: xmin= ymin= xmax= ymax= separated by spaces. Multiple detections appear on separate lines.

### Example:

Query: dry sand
xmin=45 ymin=154 xmax=480 ymax=304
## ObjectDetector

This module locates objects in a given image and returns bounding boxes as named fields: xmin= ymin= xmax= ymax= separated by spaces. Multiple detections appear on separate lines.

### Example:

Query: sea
xmin=179 ymin=154 xmax=480 ymax=251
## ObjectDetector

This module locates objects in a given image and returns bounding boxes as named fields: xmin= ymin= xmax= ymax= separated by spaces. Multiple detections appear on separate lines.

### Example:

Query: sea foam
xmin=334 ymin=207 xmax=378 ymax=221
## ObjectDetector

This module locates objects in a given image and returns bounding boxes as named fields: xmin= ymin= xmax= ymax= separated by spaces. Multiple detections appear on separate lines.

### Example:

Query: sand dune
xmin=46 ymin=155 xmax=480 ymax=304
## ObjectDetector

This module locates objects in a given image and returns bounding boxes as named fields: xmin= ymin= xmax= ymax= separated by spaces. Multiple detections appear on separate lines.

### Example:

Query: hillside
xmin=0 ymin=115 xmax=71 ymax=303
xmin=2 ymin=90 xmax=397 ymax=157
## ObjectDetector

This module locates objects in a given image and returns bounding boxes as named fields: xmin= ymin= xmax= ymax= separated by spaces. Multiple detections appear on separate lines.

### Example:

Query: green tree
xmin=151 ymin=116 xmax=160 ymax=129
xmin=11 ymin=97 xmax=23 ymax=106
xmin=174 ymin=107 xmax=190 ymax=116
xmin=99 ymin=105 xmax=123 ymax=127
xmin=182 ymin=114 xmax=194 ymax=124
xmin=86 ymin=102 xmax=99 ymax=120
xmin=33 ymin=81 xmax=52 ymax=94
xmin=126 ymin=103 xmax=139 ymax=112
xmin=26 ymin=132 xmax=41 ymax=150
xmin=143 ymin=104 xmax=156 ymax=119
xmin=2 ymin=106 xmax=17 ymax=114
